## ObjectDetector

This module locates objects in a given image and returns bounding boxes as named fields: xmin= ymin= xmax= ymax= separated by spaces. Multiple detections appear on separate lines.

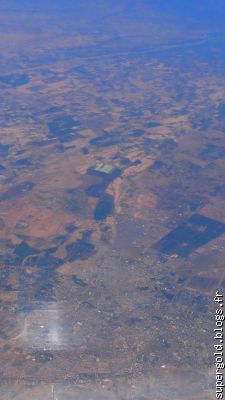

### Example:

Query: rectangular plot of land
xmin=154 ymin=214 xmax=225 ymax=257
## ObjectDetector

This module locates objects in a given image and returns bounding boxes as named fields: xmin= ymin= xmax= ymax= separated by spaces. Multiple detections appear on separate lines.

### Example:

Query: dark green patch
xmin=126 ymin=317 xmax=142 ymax=326
xmin=0 ymin=164 xmax=6 ymax=172
xmin=94 ymin=194 xmax=114 ymax=221
xmin=159 ymin=139 xmax=178 ymax=151
xmin=66 ymin=233 xmax=96 ymax=262
xmin=129 ymin=109 xmax=143 ymax=117
xmin=14 ymin=159 xmax=32 ymax=167
xmin=218 ymin=103 xmax=225 ymax=118
xmin=14 ymin=242 xmax=39 ymax=263
xmin=0 ymin=74 xmax=29 ymax=88
xmin=136 ymin=286 xmax=149 ymax=291
xmin=72 ymin=275 xmax=88 ymax=287
xmin=134 ymin=159 xmax=141 ymax=165
xmin=149 ymin=160 xmax=167 ymax=171
xmin=89 ymin=131 xmax=121 ymax=148
xmin=70 ymin=65 xmax=87 ymax=75
xmin=160 ymin=290 xmax=175 ymax=301
xmin=81 ymin=147 xmax=89 ymax=155
xmin=32 ymin=350 xmax=53 ymax=363
xmin=144 ymin=122 xmax=161 ymax=128
xmin=200 ymin=143 xmax=225 ymax=161
xmin=0 ymin=182 xmax=34 ymax=201
xmin=86 ymin=167 xmax=121 ymax=198
xmin=130 ymin=129 xmax=145 ymax=137
xmin=0 ymin=218 xmax=5 ymax=229
xmin=66 ymin=224 xmax=77 ymax=233
xmin=48 ymin=116 xmax=83 ymax=142
xmin=23 ymin=254 xmax=62 ymax=269
xmin=0 ymin=144 xmax=10 ymax=158
xmin=155 ymin=214 xmax=225 ymax=257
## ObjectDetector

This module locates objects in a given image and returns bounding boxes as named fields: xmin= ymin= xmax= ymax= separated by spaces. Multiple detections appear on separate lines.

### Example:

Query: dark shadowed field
xmin=0 ymin=1 xmax=225 ymax=399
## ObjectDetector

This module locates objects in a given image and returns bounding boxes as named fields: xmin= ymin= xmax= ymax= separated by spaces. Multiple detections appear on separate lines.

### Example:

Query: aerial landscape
xmin=0 ymin=1 xmax=225 ymax=399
